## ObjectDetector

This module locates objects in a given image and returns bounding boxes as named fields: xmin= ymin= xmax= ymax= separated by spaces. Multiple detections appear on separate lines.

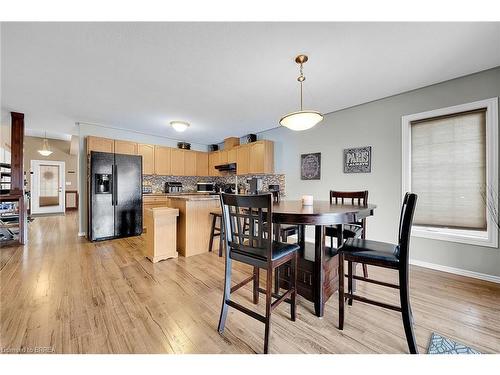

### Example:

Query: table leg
xmin=314 ymin=225 xmax=325 ymax=317
xmin=298 ymin=224 xmax=305 ymax=256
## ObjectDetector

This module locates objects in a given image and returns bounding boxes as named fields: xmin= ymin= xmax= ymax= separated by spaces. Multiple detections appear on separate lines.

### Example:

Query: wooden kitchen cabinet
xmin=208 ymin=151 xmax=220 ymax=176
xmin=114 ymin=140 xmax=137 ymax=155
xmin=219 ymin=150 xmax=228 ymax=164
xmin=170 ymin=148 xmax=185 ymax=176
xmin=138 ymin=144 xmax=155 ymax=175
xmin=87 ymin=136 xmax=114 ymax=154
xmin=196 ymin=151 xmax=208 ymax=176
xmin=184 ymin=150 xmax=197 ymax=176
xmin=154 ymin=146 xmax=171 ymax=175
xmin=236 ymin=145 xmax=250 ymax=175
xmin=227 ymin=148 xmax=237 ymax=163
xmin=249 ymin=140 xmax=274 ymax=174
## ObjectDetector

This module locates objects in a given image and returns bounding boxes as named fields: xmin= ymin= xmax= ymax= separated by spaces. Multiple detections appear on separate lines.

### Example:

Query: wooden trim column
xmin=10 ymin=112 xmax=25 ymax=194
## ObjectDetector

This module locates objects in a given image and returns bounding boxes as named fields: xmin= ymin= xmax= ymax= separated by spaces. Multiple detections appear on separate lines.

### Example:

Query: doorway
xmin=30 ymin=160 xmax=65 ymax=215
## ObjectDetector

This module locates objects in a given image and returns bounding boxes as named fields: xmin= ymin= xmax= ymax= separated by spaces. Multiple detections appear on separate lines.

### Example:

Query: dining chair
xmin=218 ymin=193 xmax=299 ymax=354
xmin=338 ymin=192 xmax=418 ymax=353
xmin=326 ymin=190 xmax=369 ymax=278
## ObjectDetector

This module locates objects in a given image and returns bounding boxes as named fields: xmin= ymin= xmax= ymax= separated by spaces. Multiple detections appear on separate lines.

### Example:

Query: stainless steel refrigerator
xmin=89 ymin=151 xmax=143 ymax=241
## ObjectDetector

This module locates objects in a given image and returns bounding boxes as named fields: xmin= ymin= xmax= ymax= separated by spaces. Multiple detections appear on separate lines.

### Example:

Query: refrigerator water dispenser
xmin=95 ymin=173 xmax=112 ymax=194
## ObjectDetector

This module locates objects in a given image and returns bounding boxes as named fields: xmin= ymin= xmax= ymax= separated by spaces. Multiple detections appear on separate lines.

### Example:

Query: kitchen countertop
xmin=143 ymin=191 xmax=212 ymax=197
xmin=166 ymin=194 xmax=220 ymax=201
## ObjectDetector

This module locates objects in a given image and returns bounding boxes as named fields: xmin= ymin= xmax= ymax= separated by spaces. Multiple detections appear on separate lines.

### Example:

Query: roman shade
xmin=410 ymin=109 xmax=487 ymax=230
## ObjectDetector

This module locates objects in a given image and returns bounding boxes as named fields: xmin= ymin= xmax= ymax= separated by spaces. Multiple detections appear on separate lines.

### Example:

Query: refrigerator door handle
xmin=114 ymin=164 xmax=118 ymax=206
xmin=112 ymin=164 xmax=117 ymax=206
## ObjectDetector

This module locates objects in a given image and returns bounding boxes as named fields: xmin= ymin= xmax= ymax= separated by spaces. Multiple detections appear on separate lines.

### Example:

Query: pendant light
xmin=280 ymin=54 xmax=323 ymax=131
xmin=38 ymin=132 xmax=53 ymax=156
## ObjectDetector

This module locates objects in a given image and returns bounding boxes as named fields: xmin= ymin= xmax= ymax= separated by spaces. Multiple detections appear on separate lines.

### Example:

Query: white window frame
xmin=402 ymin=97 xmax=499 ymax=248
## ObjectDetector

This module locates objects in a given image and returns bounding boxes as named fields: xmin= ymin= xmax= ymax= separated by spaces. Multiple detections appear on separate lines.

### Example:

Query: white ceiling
xmin=2 ymin=22 xmax=500 ymax=144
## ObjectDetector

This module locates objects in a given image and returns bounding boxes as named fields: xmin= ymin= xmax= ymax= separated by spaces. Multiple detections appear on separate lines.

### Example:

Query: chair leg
xmin=263 ymin=267 xmax=273 ymax=354
xmin=362 ymin=263 xmax=369 ymax=278
xmin=208 ymin=215 xmax=216 ymax=253
xmin=253 ymin=267 xmax=260 ymax=304
xmin=347 ymin=261 xmax=353 ymax=306
xmin=218 ymin=217 xmax=224 ymax=257
xmin=217 ymin=257 xmax=232 ymax=334
xmin=338 ymin=253 xmax=345 ymax=330
xmin=290 ymin=255 xmax=297 ymax=321
xmin=399 ymin=269 xmax=418 ymax=354
xmin=274 ymin=267 xmax=280 ymax=294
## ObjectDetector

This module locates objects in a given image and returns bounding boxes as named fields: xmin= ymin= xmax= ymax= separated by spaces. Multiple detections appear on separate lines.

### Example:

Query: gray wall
xmin=263 ymin=67 xmax=500 ymax=278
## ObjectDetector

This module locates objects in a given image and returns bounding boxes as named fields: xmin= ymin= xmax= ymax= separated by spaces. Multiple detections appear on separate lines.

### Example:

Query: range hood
xmin=215 ymin=163 xmax=237 ymax=172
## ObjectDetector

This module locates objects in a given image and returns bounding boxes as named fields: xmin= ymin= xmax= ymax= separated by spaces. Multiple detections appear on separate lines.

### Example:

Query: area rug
xmin=427 ymin=332 xmax=481 ymax=354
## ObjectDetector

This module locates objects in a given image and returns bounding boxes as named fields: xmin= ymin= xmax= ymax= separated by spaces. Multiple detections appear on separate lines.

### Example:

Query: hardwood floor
xmin=1 ymin=212 xmax=499 ymax=354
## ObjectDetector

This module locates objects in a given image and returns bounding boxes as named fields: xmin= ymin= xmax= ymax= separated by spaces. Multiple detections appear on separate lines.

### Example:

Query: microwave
xmin=197 ymin=182 xmax=214 ymax=193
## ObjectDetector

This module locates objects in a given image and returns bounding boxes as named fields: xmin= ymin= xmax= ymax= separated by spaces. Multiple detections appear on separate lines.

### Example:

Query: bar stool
xmin=209 ymin=211 xmax=224 ymax=257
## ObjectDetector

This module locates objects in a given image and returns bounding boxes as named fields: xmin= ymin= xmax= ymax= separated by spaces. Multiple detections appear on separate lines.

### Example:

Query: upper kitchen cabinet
xmin=236 ymin=145 xmax=250 ymax=175
xmin=249 ymin=140 xmax=274 ymax=174
xmin=227 ymin=148 xmax=237 ymax=163
xmin=184 ymin=150 xmax=197 ymax=176
xmin=138 ymin=144 xmax=155 ymax=175
xmin=114 ymin=140 xmax=138 ymax=155
xmin=87 ymin=136 xmax=114 ymax=154
xmin=219 ymin=150 xmax=228 ymax=165
xmin=196 ymin=151 xmax=208 ymax=176
xmin=170 ymin=148 xmax=185 ymax=176
xmin=154 ymin=146 xmax=171 ymax=175
xmin=208 ymin=151 xmax=220 ymax=176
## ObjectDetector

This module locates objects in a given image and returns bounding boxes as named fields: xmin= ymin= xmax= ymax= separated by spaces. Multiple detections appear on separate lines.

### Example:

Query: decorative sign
xmin=301 ymin=153 xmax=321 ymax=180
xmin=343 ymin=146 xmax=372 ymax=173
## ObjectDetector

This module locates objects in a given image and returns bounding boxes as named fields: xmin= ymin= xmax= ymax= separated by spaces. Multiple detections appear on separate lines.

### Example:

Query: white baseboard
xmin=78 ymin=232 xmax=86 ymax=237
xmin=409 ymin=259 xmax=500 ymax=284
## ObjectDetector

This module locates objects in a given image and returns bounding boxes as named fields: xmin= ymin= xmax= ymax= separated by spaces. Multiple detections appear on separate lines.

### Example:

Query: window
xmin=402 ymin=98 xmax=498 ymax=248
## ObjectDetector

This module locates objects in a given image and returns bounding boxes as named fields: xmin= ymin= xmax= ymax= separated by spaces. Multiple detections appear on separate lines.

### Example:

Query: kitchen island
xmin=165 ymin=194 xmax=221 ymax=257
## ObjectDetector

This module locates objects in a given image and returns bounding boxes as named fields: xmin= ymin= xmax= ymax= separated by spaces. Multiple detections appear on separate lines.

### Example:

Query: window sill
xmin=412 ymin=226 xmax=498 ymax=248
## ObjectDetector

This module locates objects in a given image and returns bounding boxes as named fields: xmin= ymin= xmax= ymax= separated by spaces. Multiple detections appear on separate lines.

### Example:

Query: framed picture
xmin=343 ymin=146 xmax=372 ymax=173
xmin=301 ymin=153 xmax=321 ymax=180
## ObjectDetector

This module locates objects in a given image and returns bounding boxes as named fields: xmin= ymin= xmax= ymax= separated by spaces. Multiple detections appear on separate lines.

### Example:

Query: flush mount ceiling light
xmin=38 ymin=132 xmax=53 ymax=156
xmin=170 ymin=121 xmax=190 ymax=132
xmin=279 ymin=54 xmax=323 ymax=131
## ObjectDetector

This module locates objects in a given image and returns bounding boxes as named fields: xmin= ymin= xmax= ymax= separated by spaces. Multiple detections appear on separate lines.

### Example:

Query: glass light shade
xmin=170 ymin=121 xmax=190 ymax=132
xmin=279 ymin=110 xmax=323 ymax=131
xmin=38 ymin=139 xmax=53 ymax=156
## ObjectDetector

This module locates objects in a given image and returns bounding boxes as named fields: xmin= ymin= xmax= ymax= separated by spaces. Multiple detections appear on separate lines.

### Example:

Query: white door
xmin=31 ymin=160 xmax=65 ymax=214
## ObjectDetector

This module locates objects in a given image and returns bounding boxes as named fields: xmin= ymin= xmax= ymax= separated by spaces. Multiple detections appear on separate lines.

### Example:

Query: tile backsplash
xmin=143 ymin=174 xmax=286 ymax=195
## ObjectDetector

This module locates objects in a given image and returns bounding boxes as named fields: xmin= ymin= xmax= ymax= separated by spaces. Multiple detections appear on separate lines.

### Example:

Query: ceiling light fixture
xmin=279 ymin=54 xmax=323 ymax=131
xmin=170 ymin=121 xmax=190 ymax=132
xmin=38 ymin=132 xmax=53 ymax=156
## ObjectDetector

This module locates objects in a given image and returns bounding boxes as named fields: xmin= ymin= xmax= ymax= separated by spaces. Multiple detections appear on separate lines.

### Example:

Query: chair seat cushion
xmin=340 ymin=238 xmax=400 ymax=267
xmin=325 ymin=224 xmax=363 ymax=239
xmin=230 ymin=241 xmax=299 ymax=263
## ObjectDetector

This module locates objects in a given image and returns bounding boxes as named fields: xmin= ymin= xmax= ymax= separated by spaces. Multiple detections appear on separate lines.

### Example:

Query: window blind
xmin=411 ymin=109 xmax=487 ymax=230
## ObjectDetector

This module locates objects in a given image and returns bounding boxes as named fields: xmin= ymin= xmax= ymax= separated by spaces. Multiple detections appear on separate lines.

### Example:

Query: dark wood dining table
xmin=271 ymin=200 xmax=376 ymax=317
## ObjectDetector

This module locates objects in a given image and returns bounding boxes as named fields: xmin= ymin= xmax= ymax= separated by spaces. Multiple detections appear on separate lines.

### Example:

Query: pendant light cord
xmin=298 ymin=62 xmax=305 ymax=111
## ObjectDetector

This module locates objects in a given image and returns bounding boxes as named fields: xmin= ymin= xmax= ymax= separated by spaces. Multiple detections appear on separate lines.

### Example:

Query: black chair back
xmin=397 ymin=193 xmax=418 ymax=264
xmin=220 ymin=193 xmax=273 ymax=262
xmin=330 ymin=190 xmax=368 ymax=205
xmin=330 ymin=190 xmax=369 ymax=233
